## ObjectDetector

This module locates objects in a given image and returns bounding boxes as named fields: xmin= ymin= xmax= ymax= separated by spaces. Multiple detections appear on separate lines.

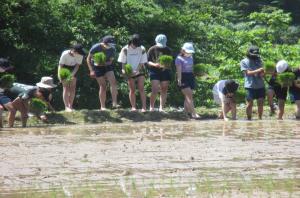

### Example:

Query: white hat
xmin=36 ymin=77 xmax=57 ymax=88
xmin=276 ymin=60 xmax=289 ymax=73
xmin=155 ymin=34 xmax=167 ymax=48
xmin=182 ymin=42 xmax=195 ymax=54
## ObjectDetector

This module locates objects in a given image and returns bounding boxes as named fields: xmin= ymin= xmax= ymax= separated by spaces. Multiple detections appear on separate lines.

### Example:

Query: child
xmin=0 ymin=58 xmax=16 ymax=127
xmin=240 ymin=46 xmax=265 ymax=120
xmin=147 ymin=34 xmax=173 ymax=112
xmin=175 ymin=42 xmax=200 ymax=119
xmin=290 ymin=66 xmax=300 ymax=119
xmin=118 ymin=34 xmax=148 ymax=112
xmin=59 ymin=44 xmax=85 ymax=112
xmin=6 ymin=77 xmax=56 ymax=127
xmin=267 ymin=60 xmax=289 ymax=120
xmin=213 ymin=80 xmax=239 ymax=121
xmin=86 ymin=36 xmax=119 ymax=110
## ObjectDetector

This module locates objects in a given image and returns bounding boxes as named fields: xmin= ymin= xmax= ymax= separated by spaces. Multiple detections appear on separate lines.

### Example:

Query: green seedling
xmin=0 ymin=74 xmax=16 ymax=88
xmin=194 ymin=64 xmax=207 ymax=76
xmin=159 ymin=55 xmax=173 ymax=69
xmin=93 ymin=52 xmax=106 ymax=66
xmin=264 ymin=61 xmax=275 ymax=74
xmin=30 ymin=98 xmax=47 ymax=116
xmin=125 ymin=64 xmax=133 ymax=76
xmin=277 ymin=72 xmax=296 ymax=87
xmin=58 ymin=68 xmax=72 ymax=82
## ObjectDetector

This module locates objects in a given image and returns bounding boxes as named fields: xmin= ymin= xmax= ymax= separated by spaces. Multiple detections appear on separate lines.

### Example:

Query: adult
xmin=6 ymin=77 xmax=56 ymax=127
xmin=87 ymin=35 xmax=119 ymax=110
xmin=58 ymin=44 xmax=85 ymax=112
xmin=118 ymin=34 xmax=147 ymax=112
xmin=0 ymin=58 xmax=16 ymax=127
xmin=175 ymin=42 xmax=200 ymax=119
xmin=240 ymin=46 xmax=265 ymax=120
xmin=213 ymin=80 xmax=239 ymax=121
xmin=147 ymin=34 xmax=172 ymax=112
xmin=290 ymin=66 xmax=300 ymax=119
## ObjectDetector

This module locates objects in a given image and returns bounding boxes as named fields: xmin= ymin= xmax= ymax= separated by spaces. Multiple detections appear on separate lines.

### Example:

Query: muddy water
xmin=0 ymin=120 xmax=299 ymax=196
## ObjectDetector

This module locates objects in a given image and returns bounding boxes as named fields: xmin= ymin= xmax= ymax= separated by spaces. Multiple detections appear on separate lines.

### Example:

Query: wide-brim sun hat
xmin=276 ymin=60 xmax=288 ymax=73
xmin=155 ymin=34 xmax=167 ymax=48
xmin=36 ymin=76 xmax=57 ymax=88
xmin=182 ymin=42 xmax=195 ymax=54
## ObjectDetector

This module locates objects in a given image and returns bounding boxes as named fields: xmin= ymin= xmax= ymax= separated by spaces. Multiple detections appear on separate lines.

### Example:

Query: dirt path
xmin=0 ymin=120 xmax=299 ymax=197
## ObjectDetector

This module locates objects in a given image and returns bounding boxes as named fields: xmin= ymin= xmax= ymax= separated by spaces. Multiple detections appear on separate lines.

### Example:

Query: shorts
xmin=179 ymin=73 xmax=195 ymax=90
xmin=150 ymin=69 xmax=171 ymax=82
xmin=246 ymin=88 xmax=265 ymax=101
xmin=0 ymin=93 xmax=11 ymax=105
xmin=269 ymin=86 xmax=288 ymax=100
xmin=289 ymin=89 xmax=300 ymax=102
xmin=94 ymin=65 xmax=114 ymax=78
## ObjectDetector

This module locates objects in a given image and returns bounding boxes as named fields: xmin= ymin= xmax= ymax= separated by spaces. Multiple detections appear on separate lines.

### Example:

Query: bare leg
xmin=257 ymin=98 xmax=264 ymax=120
xmin=277 ymin=99 xmax=285 ymax=120
xmin=0 ymin=105 xmax=3 ymax=128
xmin=5 ymin=102 xmax=16 ymax=127
xmin=96 ymin=77 xmax=107 ymax=110
xmin=230 ymin=101 xmax=237 ymax=120
xmin=150 ymin=80 xmax=160 ymax=111
xmin=181 ymin=88 xmax=199 ymax=118
xmin=68 ymin=77 xmax=77 ymax=109
xmin=105 ymin=71 xmax=118 ymax=107
xmin=267 ymin=89 xmax=275 ymax=115
xmin=159 ymin=81 xmax=169 ymax=111
xmin=295 ymin=100 xmax=300 ymax=118
xmin=246 ymin=100 xmax=253 ymax=120
xmin=137 ymin=76 xmax=146 ymax=112
xmin=128 ymin=78 xmax=136 ymax=111
xmin=62 ymin=82 xmax=70 ymax=110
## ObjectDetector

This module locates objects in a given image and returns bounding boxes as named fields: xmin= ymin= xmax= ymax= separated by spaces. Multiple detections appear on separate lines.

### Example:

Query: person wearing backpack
xmin=118 ymin=34 xmax=148 ymax=112
xmin=87 ymin=36 xmax=119 ymax=110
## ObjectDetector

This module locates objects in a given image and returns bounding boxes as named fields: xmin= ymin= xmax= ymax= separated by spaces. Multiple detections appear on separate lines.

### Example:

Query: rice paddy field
xmin=0 ymin=119 xmax=299 ymax=197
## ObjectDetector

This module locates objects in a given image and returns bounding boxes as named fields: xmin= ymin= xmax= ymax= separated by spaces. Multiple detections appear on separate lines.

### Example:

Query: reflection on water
xmin=0 ymin=120 xmax=299 ymax=195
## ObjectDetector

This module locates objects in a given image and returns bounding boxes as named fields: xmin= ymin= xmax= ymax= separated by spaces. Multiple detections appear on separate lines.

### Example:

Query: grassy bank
xmin=0 ymin=104 xmax=297 ymax=128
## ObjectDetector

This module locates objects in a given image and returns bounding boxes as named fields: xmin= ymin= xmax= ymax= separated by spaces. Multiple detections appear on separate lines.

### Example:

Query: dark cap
xmin=247 ymin=45 xmax=260 ymax=57
xmin=72 ymin=44 xmax=86 ymax=56
xmin=0 ymin=58 xmax=10 ymax=68
xmin=101 ymin=35 xmax=115 ymax=44
xmin=222 ymin=80 xmax=239 ymax=95
xmin=129 ymin=34 xmax=141 ymax=47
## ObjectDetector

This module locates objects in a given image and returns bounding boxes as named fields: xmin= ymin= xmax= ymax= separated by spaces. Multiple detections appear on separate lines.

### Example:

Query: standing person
xmin=175 ymin=42 xmax=200 ymax=119
xmin=6 ymin=77 xmax=56 ymax=127
xmin=290 ymin=65 xmax=300 ymax=119
xmin=118 ymin=34 xmax=148 ymax=112
xmin=267 ymin=60 xmax=290 ymax=120
xmin=213 ymin=80 xmax=239 ymax=121
xmin=87 ymin=35 xmax=119 ymax=110
xmin=0 ymin=58 xmax=16 ymax=127
xmin=148 ymin=34 xmax=172 ymax=112
xmin=240 ymin=46 xmax=265 ymax=120
xmin=58 ymin=44 xmax=85 ymax=112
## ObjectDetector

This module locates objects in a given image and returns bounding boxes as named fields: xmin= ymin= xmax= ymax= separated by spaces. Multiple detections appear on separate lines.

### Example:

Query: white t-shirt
xmin=213 ymin=80 xmax=226 ymax=103
xmin=117 ymin=45 xmax=148 ymax=72
xmin=59 ymin=50 xmax=83 ymax=67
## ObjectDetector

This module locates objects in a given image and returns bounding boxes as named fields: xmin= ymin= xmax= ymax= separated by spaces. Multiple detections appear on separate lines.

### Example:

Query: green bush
xmin=0 ymin=74 xmax=16 ymax=88
xmin=159 ymin=55 xmax=173 ymax=69
xmin=277 ymin=72 xmax=296 ymax=87
xmin=30 ymin=98 xmax=47 ymax=116
xmin=264 ymin=61 xmax=275 ymax=74
xmin=58 ymin=68 xmax=72 ymax=82
xmin=125 ymin=64 xmax=133 ymax=76
xmin=194 ymin=64 xmax=208 ymax=76
xmin=93 ymin=52 xmax=106 ymax=66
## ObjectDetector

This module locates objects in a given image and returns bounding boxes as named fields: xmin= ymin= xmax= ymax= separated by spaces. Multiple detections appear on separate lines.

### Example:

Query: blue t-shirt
xmin=240 ymin=57 xmax=265 ymax=89
xmin=89 ymin=43 xmax=115 ymax=66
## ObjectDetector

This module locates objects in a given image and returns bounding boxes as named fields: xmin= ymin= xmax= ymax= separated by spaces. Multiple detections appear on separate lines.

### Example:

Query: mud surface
xmin=0 ymin=120 xmax=300 ymax=196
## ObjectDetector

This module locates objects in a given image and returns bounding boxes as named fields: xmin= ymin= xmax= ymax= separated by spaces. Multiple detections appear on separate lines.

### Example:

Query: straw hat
xmin=36 ymin=77 xmax=57 ymax=88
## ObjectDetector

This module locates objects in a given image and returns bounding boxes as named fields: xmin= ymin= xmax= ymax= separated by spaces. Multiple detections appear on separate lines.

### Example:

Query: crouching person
xmin=6 ymin=77 xmax=56 ymax=127
xmin=290 ymin=66 xmax=300 ymax=119
xmin=213 ymin=80 xmax=239 ymax=121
